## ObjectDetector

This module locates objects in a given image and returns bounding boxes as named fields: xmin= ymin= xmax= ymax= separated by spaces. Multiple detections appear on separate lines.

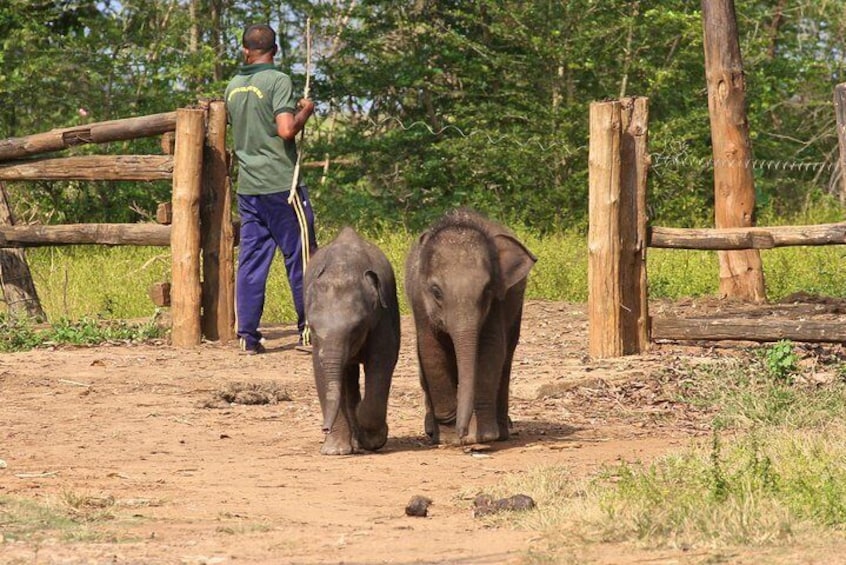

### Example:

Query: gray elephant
xmin=304 ymin=227 xmax=400 ymax=455
xmin=405 ymin=208 xmax=537 ymax=445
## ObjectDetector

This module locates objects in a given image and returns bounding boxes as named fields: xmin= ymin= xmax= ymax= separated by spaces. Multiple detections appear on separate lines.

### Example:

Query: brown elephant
xmin=404 ymin=208 xmax=537 ymax=445
xmin=305 ymin=227 xmax=400 ymax=455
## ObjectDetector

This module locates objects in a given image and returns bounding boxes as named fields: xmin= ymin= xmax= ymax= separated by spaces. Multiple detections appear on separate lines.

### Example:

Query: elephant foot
xmin=358 ymin=424 xmax=388 ymax=451
xmin=320 ymin=432 xmax=358 ymax=456
xmin=462 ymin=416 xmax=504 ymax=445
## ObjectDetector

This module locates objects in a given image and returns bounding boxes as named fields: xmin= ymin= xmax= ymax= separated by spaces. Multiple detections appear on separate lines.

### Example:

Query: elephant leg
xmin=497 ymin=290 xmax=527 ymax=440
xmin=357 ymin=336 xmax=397 ymax=451
xmin=320 ymin=364 xmax=360 ymax=456
xmin=416 ymin=325 xmax=458 ymax=445
xmin=468 ymin=321 xmax=508 ymax=444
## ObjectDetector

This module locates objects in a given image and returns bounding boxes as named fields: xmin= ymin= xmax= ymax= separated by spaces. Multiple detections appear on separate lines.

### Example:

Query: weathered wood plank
xmin=653 ymin=316 xmax=846 ymax=343
xmin=649 ymin=222 xmax=846 ymax=250
xmin=0 ymin=112 xmax=178 ymax=162
xmin=0 ymin=224 xmax=171 ymax=247
xmin=0 ymin=155 xmax=173 ymax=181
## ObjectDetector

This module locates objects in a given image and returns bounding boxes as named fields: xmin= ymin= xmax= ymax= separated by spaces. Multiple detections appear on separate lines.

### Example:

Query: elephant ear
xmin=364 ymin=270 xmax=389 ymax=309
xmin=493 ymin=234 xmax=538 ymax=299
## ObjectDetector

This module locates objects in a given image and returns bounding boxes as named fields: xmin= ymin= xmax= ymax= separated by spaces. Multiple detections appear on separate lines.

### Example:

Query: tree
xmin=701 ymin=0 xmax=766 ymax=302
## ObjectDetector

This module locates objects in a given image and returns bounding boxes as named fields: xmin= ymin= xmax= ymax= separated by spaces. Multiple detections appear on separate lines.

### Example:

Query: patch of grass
xmin=0 ymin=493 xmax=123 ymax=543
xmin=483 ymin=348 xmax=846 ymax=561
xmin=13 ymin=209 xmax=846 ymax=325
xmin=669 ymin=354 xmax=846 ymax=431
xmin=0 ymin=314 xmax=167 ymax=352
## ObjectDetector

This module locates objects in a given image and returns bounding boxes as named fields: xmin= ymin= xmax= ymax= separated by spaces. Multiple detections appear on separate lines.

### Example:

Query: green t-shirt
xmin=224 ymin=63 xmax=299 ymax=195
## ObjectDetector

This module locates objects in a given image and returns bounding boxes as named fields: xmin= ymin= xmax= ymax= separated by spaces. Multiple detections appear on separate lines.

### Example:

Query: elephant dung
xmin=472 ymin=493 xmax=536 ymax=518
xmin=405 ymin=495 xmax=433 ymax=517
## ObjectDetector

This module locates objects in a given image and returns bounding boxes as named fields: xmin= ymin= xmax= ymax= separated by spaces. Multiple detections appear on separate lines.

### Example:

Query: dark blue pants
xmin=236 ymin=187 xmax=317 ymax=349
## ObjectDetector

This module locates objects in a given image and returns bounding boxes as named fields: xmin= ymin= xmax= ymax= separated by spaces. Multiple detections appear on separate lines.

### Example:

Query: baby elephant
xmin=304 ymin=227 xmax=400 ymax=455
xmin=405 ymin=208 xmax=537 ymax=445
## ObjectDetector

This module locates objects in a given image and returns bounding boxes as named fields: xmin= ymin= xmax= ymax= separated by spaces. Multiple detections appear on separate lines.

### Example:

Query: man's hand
xmin=276 ymin=99 xmax=315 ymax=140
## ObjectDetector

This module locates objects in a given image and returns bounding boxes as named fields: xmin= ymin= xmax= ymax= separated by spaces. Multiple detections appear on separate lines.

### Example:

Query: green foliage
xmin=0 ymin=1 xmax=844 ymax=230
xmin=0 ymin=313 xmax=165 ymax=352
xmin=670 ymin=354 xmax=846 ymax=432
xmin=595 ymin=427 xmax=846 ymax=547
xmin=764 ymin=340 xmax=800 ymax=383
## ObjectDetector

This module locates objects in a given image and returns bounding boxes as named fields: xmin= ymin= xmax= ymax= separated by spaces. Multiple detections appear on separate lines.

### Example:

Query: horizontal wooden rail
xmin=0 ymin=224 xmax=171 ymax=247
xmin=0 ymin=112 xmax=178 ymax=162
xmin=652 ymin=316 xmax=846 ymax=343
xmin=0 ymin=155 xmax=174 ymax=181
xmin=648 ymin=222 xmax=846 ymax=250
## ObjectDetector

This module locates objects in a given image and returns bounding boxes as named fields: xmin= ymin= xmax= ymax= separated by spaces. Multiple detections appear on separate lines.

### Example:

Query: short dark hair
xmin=242 ymin=24 xmax=276 ymax=52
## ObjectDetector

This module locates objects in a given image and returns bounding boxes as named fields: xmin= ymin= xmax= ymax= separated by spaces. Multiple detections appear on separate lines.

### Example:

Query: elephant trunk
xmin=453 ymin=328 xmax=479 ymax=441
xmin=319 ymin=358 xmax=345 ymax=434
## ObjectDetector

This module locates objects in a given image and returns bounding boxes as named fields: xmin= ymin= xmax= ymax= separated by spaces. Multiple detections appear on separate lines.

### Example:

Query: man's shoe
xmin=295 ymin=344 xmax=312 ymax=354
xmin=239 ymin=337 xmax=266 ymax=355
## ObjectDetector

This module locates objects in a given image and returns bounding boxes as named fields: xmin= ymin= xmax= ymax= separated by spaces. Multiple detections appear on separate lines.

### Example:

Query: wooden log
xmin=619 ymin=97 xmax=650 ymax=354
xmin=149 ymin=282 xmax=172 ymax=307
xmin=201 ymin=100 xmax=236 ymax=343
xmin=652 ymin=317 xmax=846 ymax=344
xmin=0 ymin=182 xmax=46 ymax=321
xmin=701 ymin=0 xmax=766 ymax=302
xmin=156 ymin=202 xmax=173 ymax=225
xmin=835 ymin=83 xmax=846 ymax=204
xmin=0 ymin=112 xmax=178 ymax=162
xmin=0 ymin=155 xmax=173 ymax=181
xmin=0 ymin=224 xmax=171 ymax=247
xmin=649 ymin=222 xmax=846 ymax=250
xmin=588 ymin=101 xmax=623 ymax=358
xmin=170 ymin=108 xmax=205 ymax=347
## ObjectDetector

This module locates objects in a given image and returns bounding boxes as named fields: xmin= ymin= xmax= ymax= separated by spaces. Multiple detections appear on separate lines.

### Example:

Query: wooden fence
xmin=0 ymin=102 xmax=235 ymax=347
xmin=588 ymin=96 xmax=846 ymax=359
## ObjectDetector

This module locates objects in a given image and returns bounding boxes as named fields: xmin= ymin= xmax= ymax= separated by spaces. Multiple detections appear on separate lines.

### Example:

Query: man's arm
xmin=276 ymin=98 xmax=315 ymax=140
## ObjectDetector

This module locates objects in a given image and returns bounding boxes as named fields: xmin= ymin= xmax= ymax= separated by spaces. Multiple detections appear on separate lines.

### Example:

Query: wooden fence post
xmin=835 ymin=83 xmax=846 ymax=205
xmin=171 ymin=108 xmax=205 ymax=347
xmin=201 ymin=100 xmax=235 ymax=343
xmin=588 ymin=101 xmax=623 ymax=358
xmin=620 ymin=97 xmax=650 ymax=354
xmin=588 ymin=99 xmax=651 ymax=359
xmin=701 ymin=0 xmax=766 ymax=302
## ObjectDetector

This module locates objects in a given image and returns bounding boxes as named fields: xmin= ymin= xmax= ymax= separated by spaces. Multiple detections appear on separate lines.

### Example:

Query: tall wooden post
xmin=620 ymin=97 xmax=650 ymax=354
xmin=834 ymin=83 xmax=846 ymax=204
xmin=171 ymin=108 xmax=205 ymax=347
xmin=588 ymin=99 xmax=651 ymax=359
xmin=201 ymin=100 xmax=235 ymax=342
xmin=701 ymin=0 xmax=766 ymax=302
xmin=588 ymin=101 xmax=623 ymax=358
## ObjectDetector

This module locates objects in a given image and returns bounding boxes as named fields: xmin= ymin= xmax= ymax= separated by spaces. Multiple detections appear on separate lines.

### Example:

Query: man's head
xmin=242 ymin=24 xmax=277 ymax=60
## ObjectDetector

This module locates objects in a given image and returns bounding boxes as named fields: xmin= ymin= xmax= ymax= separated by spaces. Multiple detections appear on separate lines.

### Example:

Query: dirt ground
xmin=2 ymin=298 xmax=846 ymax=564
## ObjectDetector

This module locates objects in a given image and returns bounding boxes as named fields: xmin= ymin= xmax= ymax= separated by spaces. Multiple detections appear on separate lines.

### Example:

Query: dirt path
xmin=2 ymin=299 xmax=831 ymax=564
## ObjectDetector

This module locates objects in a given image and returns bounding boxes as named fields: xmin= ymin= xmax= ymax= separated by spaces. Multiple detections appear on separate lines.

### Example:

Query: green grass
xmin=0 ymin=491 xmax=131 ymax=543
xmin=7 ymin=218 xmax=846 ymax=339
xmin=474 ymin=347 xmax=846 ymax=560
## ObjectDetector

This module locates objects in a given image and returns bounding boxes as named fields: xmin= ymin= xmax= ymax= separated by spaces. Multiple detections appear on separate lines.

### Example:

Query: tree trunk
xmin=701 ymin=0 xmax=766 ymax=302
xmin=0 ymin=183 xmax=46 ymax=321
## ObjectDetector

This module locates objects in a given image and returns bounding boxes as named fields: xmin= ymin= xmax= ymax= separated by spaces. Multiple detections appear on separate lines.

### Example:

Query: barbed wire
xmin=651 ymin=152 xmax=835 ymax=174
xmin=354 ymin=115 xmax=586 ymax=155
xmin=349 ymin=115 xmax=834 ymax=174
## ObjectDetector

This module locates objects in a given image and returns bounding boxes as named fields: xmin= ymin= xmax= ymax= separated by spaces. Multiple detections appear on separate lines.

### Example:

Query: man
xmin=225 ymin=23 xmax=317 ymax=354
